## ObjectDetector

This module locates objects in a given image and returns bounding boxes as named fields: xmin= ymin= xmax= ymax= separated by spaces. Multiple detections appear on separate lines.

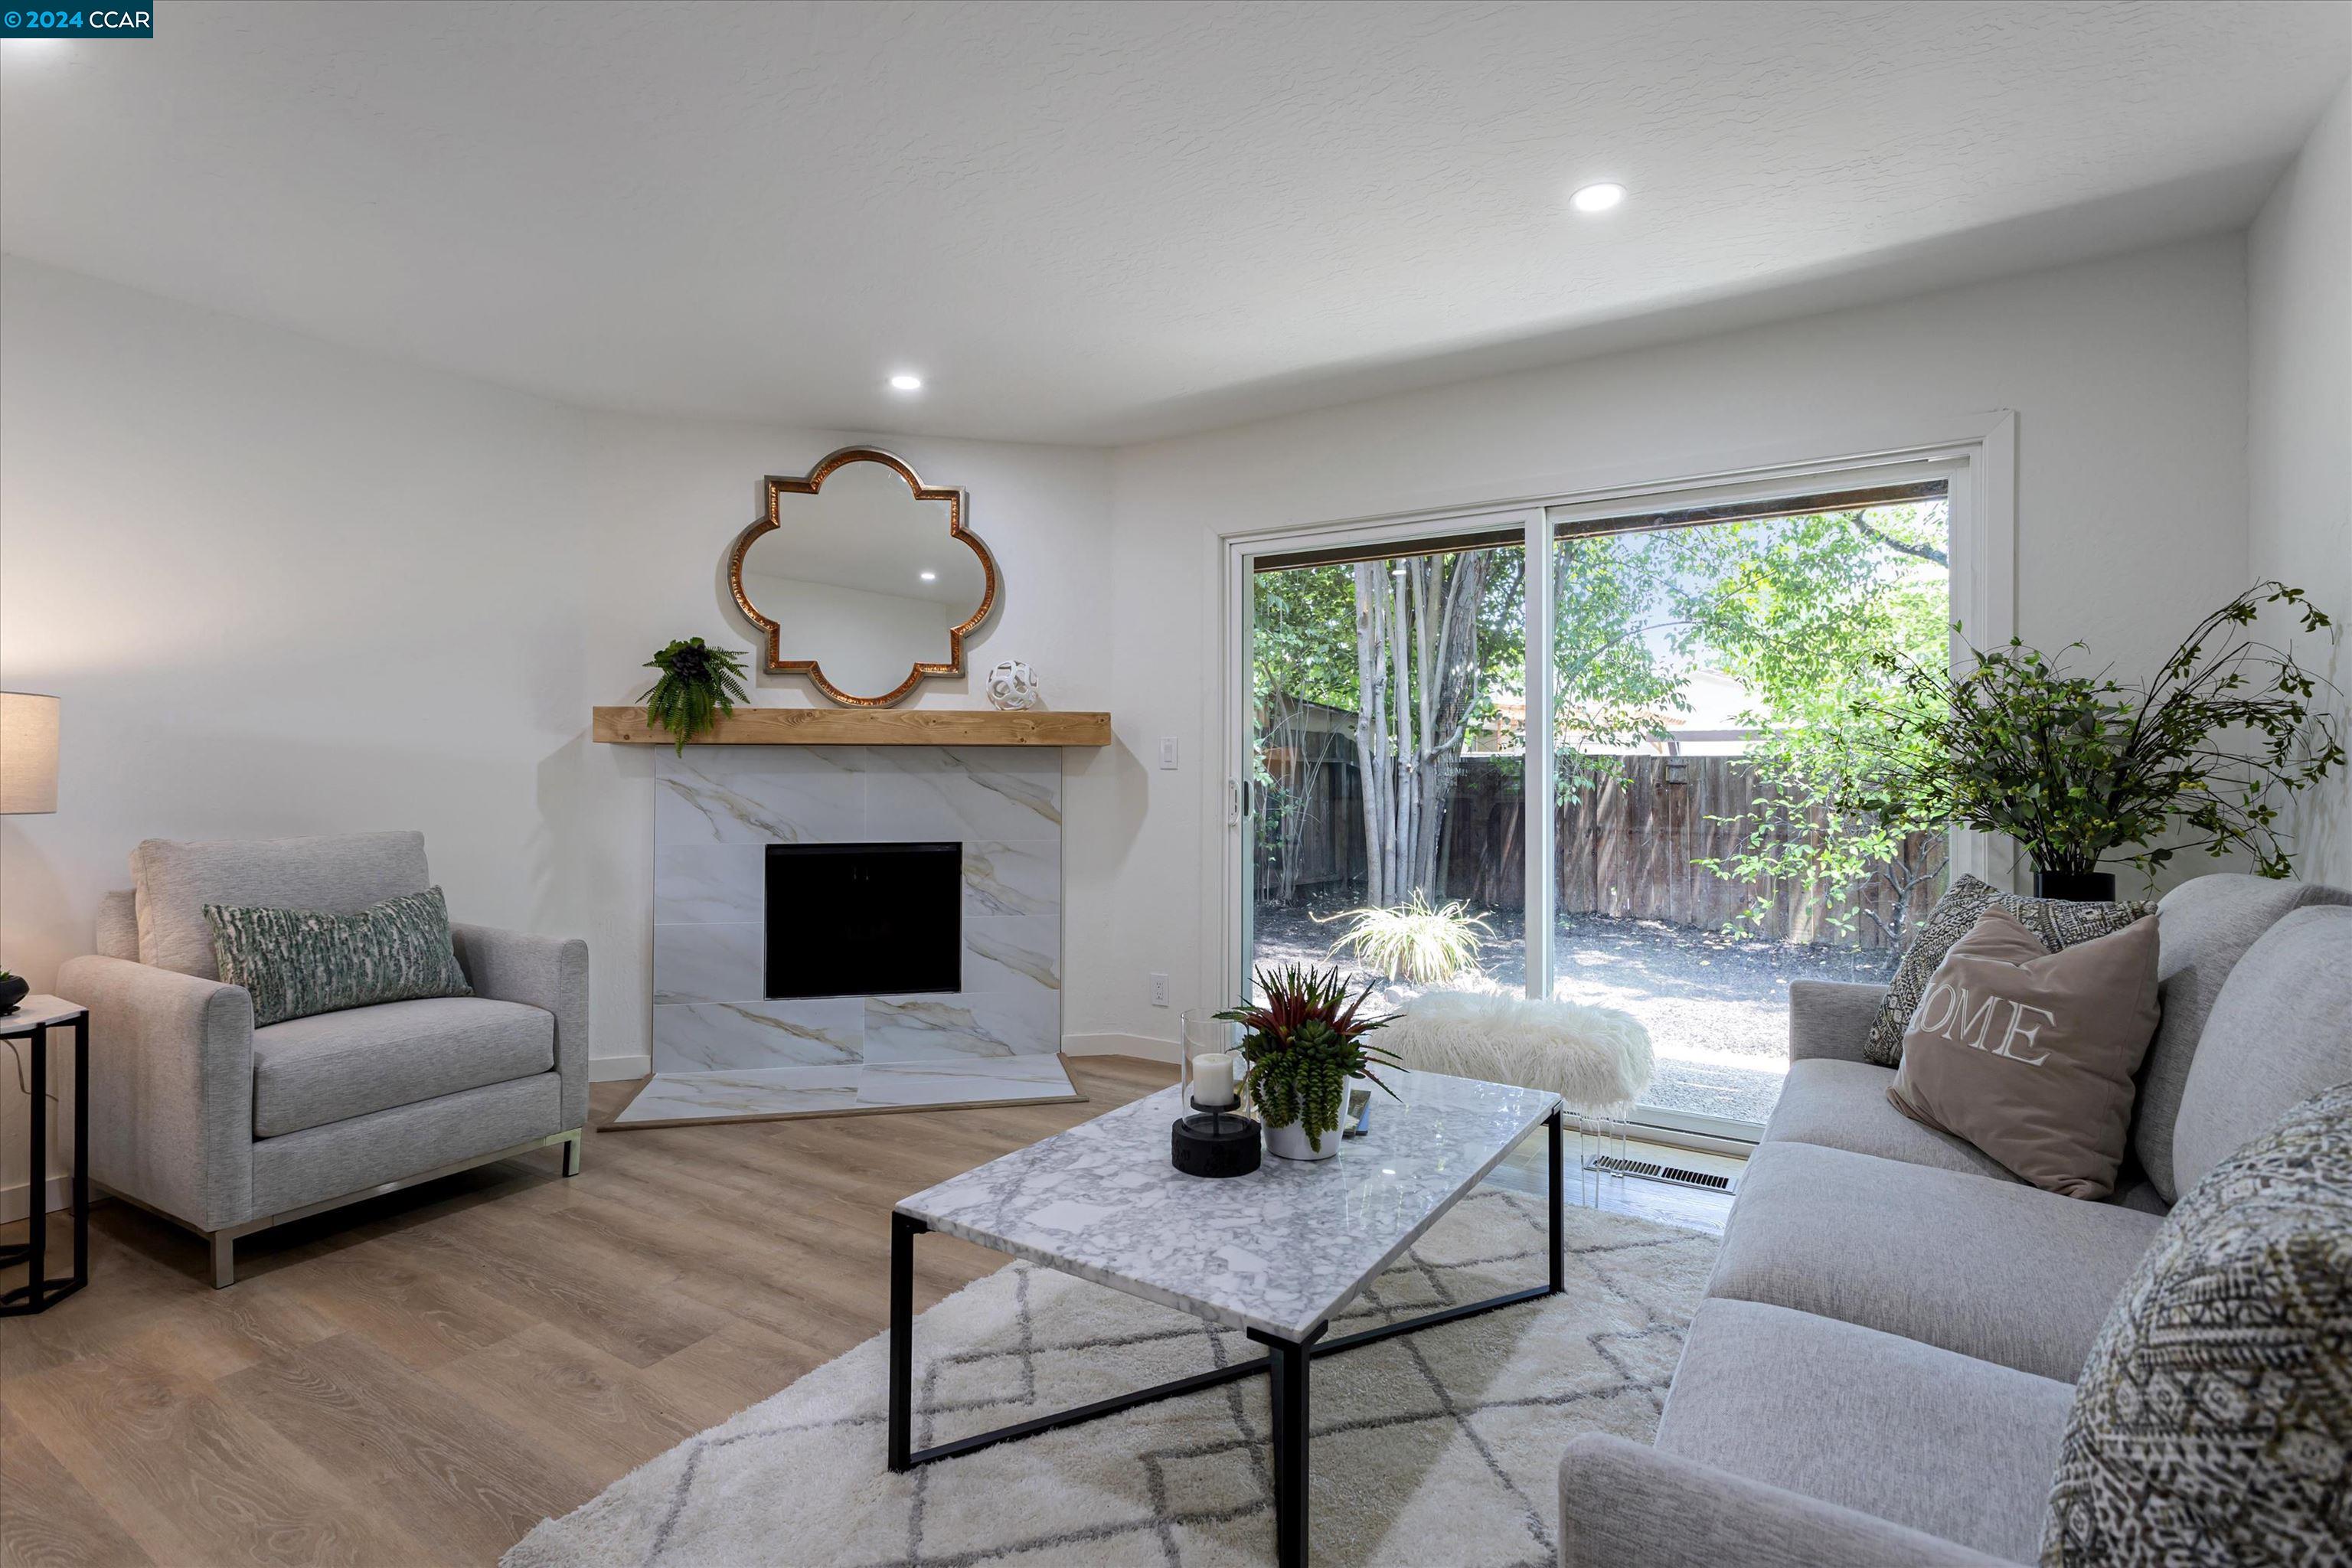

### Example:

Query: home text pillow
xmin=1864 ymin=874 xmax=2154 ymax=1067
xmin=2043 ymin=1081 xmax=2352 ymax=1567
xmin=204 ymin=885 xmax=472 ymax=1027
xmin=1886 ymin=907 xmax=2161 ymax=1198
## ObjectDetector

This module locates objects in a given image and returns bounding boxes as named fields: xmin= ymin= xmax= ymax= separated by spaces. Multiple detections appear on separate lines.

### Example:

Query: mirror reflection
xmin=731 ymin=449 xmax=995 ymax=705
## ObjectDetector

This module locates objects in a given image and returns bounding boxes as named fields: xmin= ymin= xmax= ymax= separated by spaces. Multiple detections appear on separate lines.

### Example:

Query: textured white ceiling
xmin=3 ymin=1 xmax=2345 ymax=445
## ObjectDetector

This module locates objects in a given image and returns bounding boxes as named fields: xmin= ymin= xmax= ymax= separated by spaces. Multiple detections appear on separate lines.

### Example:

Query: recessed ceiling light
xmin=919 ymin=570 xmax=937 ymax=582
xmin=1570 ymin=181 xmax=1626 ymax=214
xmin=888 ymin=373 xmax=924 ymax=391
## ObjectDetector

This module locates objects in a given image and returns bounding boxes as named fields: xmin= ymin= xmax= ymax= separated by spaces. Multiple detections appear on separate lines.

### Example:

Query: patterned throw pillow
xmin=204 ymin=886 xmax=472 ymax=1027
xmin=2042 ymin=1081 xmax=2352 ymax=1566
xmin=1864 ymin=875 xmax=2152 ymax=1067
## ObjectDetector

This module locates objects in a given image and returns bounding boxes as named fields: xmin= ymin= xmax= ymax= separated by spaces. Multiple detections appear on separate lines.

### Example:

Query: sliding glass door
xmin=1234 ymin=473 xmax=1955 ymax=1140
xmin=1542 ymin=487 xmax=1950 ymax=1136
xmin=1246 ymin=534 xmax=1527 ymax=996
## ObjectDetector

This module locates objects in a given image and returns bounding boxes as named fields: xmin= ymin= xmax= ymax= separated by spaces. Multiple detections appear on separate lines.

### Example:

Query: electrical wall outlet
xmin=1149 ymin=972 xmax=1170 ymax=1008
xmin=1158 ymin=737 xmax=1179 ymax=769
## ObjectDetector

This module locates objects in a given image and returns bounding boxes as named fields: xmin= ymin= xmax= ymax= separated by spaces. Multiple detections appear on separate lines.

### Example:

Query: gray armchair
xmin=57 ymin=831 xmax=586 ymax=1286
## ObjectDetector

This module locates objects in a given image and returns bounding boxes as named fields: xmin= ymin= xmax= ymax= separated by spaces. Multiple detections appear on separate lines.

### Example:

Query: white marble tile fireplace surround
xmin=609 ymin=743 xmax=1080 ymax=1127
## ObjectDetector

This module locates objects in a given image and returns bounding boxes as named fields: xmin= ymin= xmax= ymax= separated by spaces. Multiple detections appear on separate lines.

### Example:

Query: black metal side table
xmin=2 ymin=995 xmax=89 ymax=1316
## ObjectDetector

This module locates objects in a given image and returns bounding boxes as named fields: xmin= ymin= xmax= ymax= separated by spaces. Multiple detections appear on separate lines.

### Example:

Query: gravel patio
xmin=1251 ymin=902 xmax=1900 ymax=1125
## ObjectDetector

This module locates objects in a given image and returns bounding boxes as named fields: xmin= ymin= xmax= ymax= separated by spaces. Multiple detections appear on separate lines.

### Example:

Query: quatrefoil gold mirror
xmin=728 ymin=446 xmax=998 ymax=707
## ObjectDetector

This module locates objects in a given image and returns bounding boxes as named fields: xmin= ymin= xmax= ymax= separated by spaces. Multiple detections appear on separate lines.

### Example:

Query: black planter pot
xmin=2033 ymin=870 xmax=2117 ymax=902
xmin=0 ymin=974 xmax=26 ymax=1015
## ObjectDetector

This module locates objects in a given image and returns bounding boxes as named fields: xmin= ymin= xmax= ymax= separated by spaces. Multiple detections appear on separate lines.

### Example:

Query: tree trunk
xmin=1352 ymin=550 xmax=1497 ymax=909
xmin=1354 ymin=562 xmax=1393 ymax=908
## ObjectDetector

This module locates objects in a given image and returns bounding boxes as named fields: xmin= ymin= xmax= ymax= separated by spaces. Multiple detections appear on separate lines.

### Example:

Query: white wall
xmin=0 ymin=257 xmax=1116 ymax=1215
xmin=1097 ymin=236 xmax=2254 ymax=1045
xmin=2249 ymin=78 xmax=2352 ymax=889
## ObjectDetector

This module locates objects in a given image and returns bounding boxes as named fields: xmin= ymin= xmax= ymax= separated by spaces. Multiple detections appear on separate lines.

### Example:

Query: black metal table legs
xmin=2 ymin=1013 xmax=90 ymax=1316
xmin=1247 ymin=1324 xmax=1323 ymax=1567
xmin=887 ymin=1209 xmax=920 ymax=1472
xmin=887 ymin=1107 xmax=1567 ymax=1568
xmin=1550 ymin=1101 xmax=1565 ymax=1295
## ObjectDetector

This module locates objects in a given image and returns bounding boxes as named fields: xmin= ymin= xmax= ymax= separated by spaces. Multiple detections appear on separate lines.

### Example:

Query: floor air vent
xmin=1586 ymin=1155 xmax=1736 ymax=1194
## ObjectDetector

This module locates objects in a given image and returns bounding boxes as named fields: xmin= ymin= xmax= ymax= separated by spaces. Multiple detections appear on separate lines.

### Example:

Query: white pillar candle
xmin=1191 ymin=1051 xmax=1237 ymax=1108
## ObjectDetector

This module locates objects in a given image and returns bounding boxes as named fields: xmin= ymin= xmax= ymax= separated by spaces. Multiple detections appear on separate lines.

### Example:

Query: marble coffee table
xmin=890 ymin=1071 xmax=1566 ymax=1568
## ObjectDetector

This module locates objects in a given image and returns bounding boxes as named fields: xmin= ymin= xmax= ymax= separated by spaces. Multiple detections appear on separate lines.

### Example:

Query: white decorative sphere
xmin=985 ymin=659 xmax=1041 ymax=711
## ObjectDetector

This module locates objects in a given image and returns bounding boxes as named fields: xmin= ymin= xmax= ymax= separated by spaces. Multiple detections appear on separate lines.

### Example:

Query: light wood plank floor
xmin=0 ymin=1057 xmax=1733 ymax=1567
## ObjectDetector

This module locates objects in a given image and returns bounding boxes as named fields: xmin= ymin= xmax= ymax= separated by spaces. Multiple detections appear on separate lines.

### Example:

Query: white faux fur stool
xmin=1380 ymin=985 xmax=1652 ymax=1204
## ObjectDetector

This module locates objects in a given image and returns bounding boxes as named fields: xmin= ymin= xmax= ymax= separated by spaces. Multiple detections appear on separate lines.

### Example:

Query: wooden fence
xmin=1259 ymin=736 xmax=1939 ymax=949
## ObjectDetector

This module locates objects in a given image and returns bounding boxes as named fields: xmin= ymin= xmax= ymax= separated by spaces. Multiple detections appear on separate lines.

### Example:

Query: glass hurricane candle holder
xmin=1172 ymin=1011 xmax=1257 ymax=1178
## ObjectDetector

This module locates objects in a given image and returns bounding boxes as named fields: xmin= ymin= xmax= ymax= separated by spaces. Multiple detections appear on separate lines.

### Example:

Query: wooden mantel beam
xmin=591 ymin=706 xmax=1112 ymax=746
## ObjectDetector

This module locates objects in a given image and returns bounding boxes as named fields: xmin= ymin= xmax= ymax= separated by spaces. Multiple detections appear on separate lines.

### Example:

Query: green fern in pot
xmin=642 ymin=637 xmax=750 ymax=754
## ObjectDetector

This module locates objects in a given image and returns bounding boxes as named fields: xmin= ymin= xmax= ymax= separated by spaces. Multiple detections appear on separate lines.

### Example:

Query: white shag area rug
xmin=1379 ymin=988 xmax=1653 ymax=1111
xmin=505 ymin=1190 xmax=1714 ymax=1568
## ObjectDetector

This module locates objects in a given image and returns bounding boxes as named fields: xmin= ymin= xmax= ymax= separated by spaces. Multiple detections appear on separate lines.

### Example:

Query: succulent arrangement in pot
xmin=641 ymin=637 xmax=752 ymax=755
xmin=1216 ymin=964 xmax=1404 ymax=1161
xmin=1843 ymin=583 xmax=2343 ymax=900
xmin=0 ymin=968 xmax=25 ymax=1015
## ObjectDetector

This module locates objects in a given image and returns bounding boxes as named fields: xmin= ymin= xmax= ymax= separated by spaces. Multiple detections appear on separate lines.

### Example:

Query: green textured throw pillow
xmin=204 ymin=886 xmax=472 ymax=1027
xmin=1864 ymin=875 xmax=2153 ymax=1067
xmin=2043 ymin=1081 xmax=2352 ymax=1566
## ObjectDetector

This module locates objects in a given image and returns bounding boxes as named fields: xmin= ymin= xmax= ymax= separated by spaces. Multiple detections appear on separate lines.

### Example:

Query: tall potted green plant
xmin=1217 ymin=964 xmax=1404 ymax=1161
xmin=1844 ymin=583 xmax=2343 ymax=899
xmin=640 ymin=637 xmax=751 ymax=756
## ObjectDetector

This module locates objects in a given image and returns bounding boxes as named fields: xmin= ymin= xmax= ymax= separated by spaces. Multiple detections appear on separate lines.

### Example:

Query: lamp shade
xmin=0 ymin=692 xmax=60 ymax=814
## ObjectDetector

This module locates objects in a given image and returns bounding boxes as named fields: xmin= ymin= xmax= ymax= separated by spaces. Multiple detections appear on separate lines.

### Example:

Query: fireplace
xmin=634 ymin=745 xmax=1070 ymax=1126
xmin=766 ymin=841 xmax=962 ymax=999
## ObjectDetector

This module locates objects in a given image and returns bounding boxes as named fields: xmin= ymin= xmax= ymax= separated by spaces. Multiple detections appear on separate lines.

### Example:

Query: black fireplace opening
xmin=766 ymin=841 xmax=962 ymax=999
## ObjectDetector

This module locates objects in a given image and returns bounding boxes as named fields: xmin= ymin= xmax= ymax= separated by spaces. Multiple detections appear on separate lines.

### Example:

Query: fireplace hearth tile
xmin=651 ymin=998 xmax=864 ymax=1072
xmin=652 ymin=921 xmax=764 ymax=1005
xmin=606 ymin=1055 xmax=1080 ymax=1129
xmin=608 ymin=1065 xmax=864 ymax=1125
xmin=962 ymin=914 xmax=1061 ymax=994
xmin=864 ymin=991 xmax=1060 ymax=1060
xmin=961 ymin=840 xmax=1060 ymax=918
xmin=654 ymin=844 xmax=766 ymax=924
xmin=655 ymin=751 xmax=863 ymax=845
xmin=864 ymin=753 xmax=1061 ymax=841
xmin=858 ymin=1055 xmax=1076 ymax=1106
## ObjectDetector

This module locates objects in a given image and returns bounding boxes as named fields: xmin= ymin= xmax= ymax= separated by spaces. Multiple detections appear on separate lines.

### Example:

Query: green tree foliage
xmin=1251 ymin=564 xmax=1364 ymax=903
xmin=1674 ymin=506 xmax=1953 ymax=946
xmin=1252 ymin=565 xmax=1359 ymax=712
xmin=1250 ymin=503 xmax=1963 ymax=946
xmin=1550 ymin=532 xmax=1691 ymax=795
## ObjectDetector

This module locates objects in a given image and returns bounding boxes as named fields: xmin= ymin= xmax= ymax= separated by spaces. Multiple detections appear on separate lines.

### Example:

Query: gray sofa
xmin=57 ymin=831 xmax=588 ymax=1287
xmin=1558 ymin=872 xmax=2352 ymax=1567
